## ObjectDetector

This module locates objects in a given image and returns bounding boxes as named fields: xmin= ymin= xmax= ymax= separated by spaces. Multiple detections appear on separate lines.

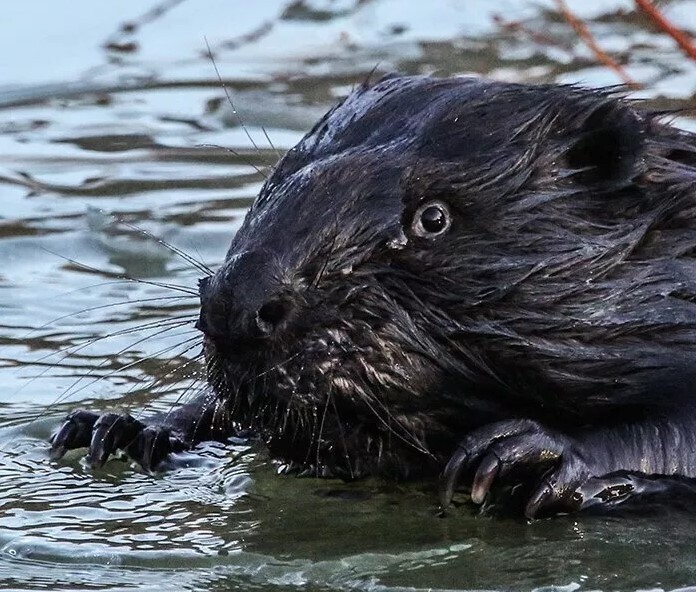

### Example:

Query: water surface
xmin=2 ymin=1 xmax=696 ymax=590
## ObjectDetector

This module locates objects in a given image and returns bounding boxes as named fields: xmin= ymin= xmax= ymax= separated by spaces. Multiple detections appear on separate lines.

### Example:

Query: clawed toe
xmin=440 ymin=419 xmax=590 ymax=517
xmin=87 ymin=413 xmax=144 ymax=468
xmin=50 ymin=410 xmax=181 ymax=471
xmin=127 ymin=425 xmax=184 ymax=472
xmin=49 ymin=410 xmax=99 ymax=460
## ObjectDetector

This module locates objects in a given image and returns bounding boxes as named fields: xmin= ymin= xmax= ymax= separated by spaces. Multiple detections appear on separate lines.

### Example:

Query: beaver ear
xmin=565 ymin=101 xmax=644 ymax=189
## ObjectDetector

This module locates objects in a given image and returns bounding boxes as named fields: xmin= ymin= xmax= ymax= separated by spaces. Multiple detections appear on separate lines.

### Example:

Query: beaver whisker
xmin=362 ymin=391 xmax=432 ymax=458
xmin=25 ymin=312 xmax=196 ymax=411
xmin=203 ymin=39 xmax=265 ymax=162
xmin=37 ymin=320 xmax=196 ymax=425
xmin=198 ymin=143 xmax=269 ymax=180
xmin=329 ymin=390 xmax=356 ymax=480
xmin=197 ymin=387 xmax=225 ymax=439
xmin=142 ymin=346 xmax=204 ymax=393
xmin=25 ymin=295 xmax=192 ymax=348
xmin=41 ymin=315 xmax=196 ymax=371
xmin=314 ymin=389 xmax=332 ymax=474
xmin=223 ymin=367 xmax=246 ymax=420
xmin=280 ymin=394 xmax=295 ymax=434
xmin=302 ymin=401 xmax=320 ymax=469
xmin=260 ymin=126 xmax=282 ymax=161
xmin=135 ymin=347 xmax=206 ymax=420
xmin=57 ymin=329 xmax=199 ymax=404
xmin=247 ymin=351 xmax=304 ymax=382
xmin=326 ymin=334 xmax=433 ymax=460
xmin=109 ymin=219 xmax=214 ymax=277
xmin=44 ymin=249 xmax=199 ymax=296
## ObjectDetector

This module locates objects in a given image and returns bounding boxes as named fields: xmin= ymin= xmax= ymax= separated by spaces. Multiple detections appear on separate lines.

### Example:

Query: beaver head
xmin=196 ymin=74 xmax=696 ymax=480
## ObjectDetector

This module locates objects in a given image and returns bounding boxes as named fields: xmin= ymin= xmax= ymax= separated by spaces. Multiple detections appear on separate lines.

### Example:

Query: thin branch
xmin=555 ymin=0 xmax=640 ymax=89
xmin=635 ymin=0 xmax=696 ymax=62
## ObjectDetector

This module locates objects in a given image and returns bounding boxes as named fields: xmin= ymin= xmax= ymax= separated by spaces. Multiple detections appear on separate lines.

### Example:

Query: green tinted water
xmin=2 ymin=1 xmax=696 ymax=590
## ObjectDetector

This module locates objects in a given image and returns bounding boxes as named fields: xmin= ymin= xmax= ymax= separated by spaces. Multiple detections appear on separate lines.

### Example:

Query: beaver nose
xmin=196 ymin=250 xmax=295 ymax=347
xmin=256 ymin=298 xmax=293 ymax=337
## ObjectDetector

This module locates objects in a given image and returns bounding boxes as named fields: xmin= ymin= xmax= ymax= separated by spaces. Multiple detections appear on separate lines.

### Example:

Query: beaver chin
xmin=203 ymin=320 xmax=448 ymax=480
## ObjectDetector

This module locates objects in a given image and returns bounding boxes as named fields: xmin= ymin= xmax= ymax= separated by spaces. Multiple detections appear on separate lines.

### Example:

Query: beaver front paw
xmin=50 ymin=409 xmax=184 ymax=471
xmin=439 ymin=419 xmax=595 ymax=518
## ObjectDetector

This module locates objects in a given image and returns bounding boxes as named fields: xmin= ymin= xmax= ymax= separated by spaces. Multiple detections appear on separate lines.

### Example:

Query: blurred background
xmin=1 ymin=1 xmax=696 ymax=590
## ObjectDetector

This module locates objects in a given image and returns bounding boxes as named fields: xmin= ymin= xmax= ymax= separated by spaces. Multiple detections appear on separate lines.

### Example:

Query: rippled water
xmin=3 ymin=1 xmax=696 ymax=590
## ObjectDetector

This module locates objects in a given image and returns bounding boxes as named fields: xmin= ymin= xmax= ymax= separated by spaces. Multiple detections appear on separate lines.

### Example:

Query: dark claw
xmin=50 ymin=410 xmax=100 ymax=460
xmin=51 ymin=409 xmax=184 ymax=471
xmin=86 ymin=413 xmax=144 ymax=469
xmin=439 ymin=446 xmax=470 ymax=509
xmin=127 ymin=425 xmax=182 ymax=472
xmin=471 ymin=453 xmax=501 ymax=504
xmin=440 ymin=419 xmax=589 ymax=517
xmin=524 ymin=462 xmax=588 ymax=518
xmin=439 ymin=419 xmax=544 ymax=509
xmin=525 ymin=481 xmax=554 ymax=519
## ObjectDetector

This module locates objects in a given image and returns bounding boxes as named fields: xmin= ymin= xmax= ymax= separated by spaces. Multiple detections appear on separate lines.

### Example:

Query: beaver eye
xmin=411 ymin=201 xmax=451 ymax=238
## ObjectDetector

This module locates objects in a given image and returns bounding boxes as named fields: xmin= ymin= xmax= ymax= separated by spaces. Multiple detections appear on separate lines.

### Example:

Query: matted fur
xmin=197 ymin=75 xmax=696 ymax=480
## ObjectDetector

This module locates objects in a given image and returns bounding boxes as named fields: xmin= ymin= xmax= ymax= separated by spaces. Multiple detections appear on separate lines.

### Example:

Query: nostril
xmin=256 ymin=299 xmax=292 ymax=336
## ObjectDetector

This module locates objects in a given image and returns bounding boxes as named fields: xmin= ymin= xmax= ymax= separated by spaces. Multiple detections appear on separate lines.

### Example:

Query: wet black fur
xmin=192 ymin=74 xmax=696 ymax=481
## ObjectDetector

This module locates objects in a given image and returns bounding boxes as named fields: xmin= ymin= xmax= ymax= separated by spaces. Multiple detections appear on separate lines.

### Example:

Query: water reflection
xmin=2 ymin=1 xmax=696 ymax=590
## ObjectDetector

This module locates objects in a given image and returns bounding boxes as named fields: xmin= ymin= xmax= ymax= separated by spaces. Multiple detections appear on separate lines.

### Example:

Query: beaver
xmin=50 ymin=74 xmax=696 ymax=518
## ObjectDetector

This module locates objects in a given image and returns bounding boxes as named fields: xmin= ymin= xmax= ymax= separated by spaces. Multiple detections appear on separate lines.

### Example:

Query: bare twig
xmin=634 ymin=0 xmax=696 ymax=62
xmin=555 ymin=0 xmax=640 ymax=89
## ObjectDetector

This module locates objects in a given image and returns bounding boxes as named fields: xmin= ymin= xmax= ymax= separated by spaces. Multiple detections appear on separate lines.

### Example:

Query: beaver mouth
xmin=202 ymin=329 xmax=443 ymax=479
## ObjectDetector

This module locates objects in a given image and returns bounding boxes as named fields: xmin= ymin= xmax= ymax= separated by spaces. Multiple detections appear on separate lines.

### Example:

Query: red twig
xmin=634 ymin=0 xmax=696 ymax=62
xmin=554 ymin=0 xmax=640 ymax=89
